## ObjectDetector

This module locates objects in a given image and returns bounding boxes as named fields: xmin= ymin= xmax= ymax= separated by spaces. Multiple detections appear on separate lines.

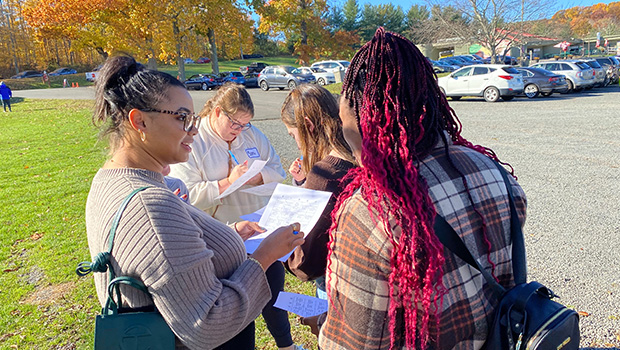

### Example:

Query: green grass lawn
xmin=0 ymin=98 xmax=318 ymax=349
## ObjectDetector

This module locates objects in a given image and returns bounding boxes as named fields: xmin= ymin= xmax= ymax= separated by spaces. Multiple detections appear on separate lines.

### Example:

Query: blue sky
xmin=338 ymin=0 xmax=618 ymax=18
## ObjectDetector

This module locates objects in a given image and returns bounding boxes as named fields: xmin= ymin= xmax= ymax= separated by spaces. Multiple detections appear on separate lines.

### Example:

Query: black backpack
xmin=434 ymin=162 xmax=579 ymax=350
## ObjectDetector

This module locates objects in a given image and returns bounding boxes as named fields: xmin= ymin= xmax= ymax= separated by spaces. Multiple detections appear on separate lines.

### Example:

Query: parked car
xmin=454 ymin=55 xmax=480 ymax=65
xmin=429 ymin=59 xmax=458 ymax=73
xmin=242 ymin=54 xmax=264 ymax=59
xmin=592 ymin=57 xmax=619 ymax=84
xmin=461 ymin=54 xmax=485 ymax=63
xmin=294 ymin=67 xmax=335 ymax=85
xmin=219 ymin=71 xmax=246 ymax=85
xmin=483 ymin=55 xmax=517 ymax=65
xmin=581 ymin=59 xmax=606 ymax=87
xmin=183 ymin=73 xmax=221 ymax=90
xmin=240 ymin=62 xmax=268 ymax=75
xmin=184 ymin=58 xmax=195 ymax=64
xmin=441 ymin=56 xmax=473 ymax=66
xmin=258 ymin=65 xmax=316 ymax=91
xmin=244 ymin=73 xmax=260 ymax=88
xmin=310 ymin=60 xmax=350 ymax=75
xmin=439 ymin=57 xmax=467 ymax=68
xmin=196 ymin=57 xmax=211 ymax=64
xmin=437 ymin=64 xmax=524 ymax=102
xmin=48 ymin=67 xmax=77 ymax=76
xmin=10 ymin=70 xmax=43 ymax=79
xmin=514 ymin=67 xmax=568 ymax=98
xmin=529 ymin=60 xmax=595 ymax=92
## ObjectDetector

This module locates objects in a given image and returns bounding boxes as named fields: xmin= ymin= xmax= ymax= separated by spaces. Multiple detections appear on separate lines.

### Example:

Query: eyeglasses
xmin=221 ymin=110 xmax=252 ymax=131
xmin=141 ymin=108 xmax=201 ymax=132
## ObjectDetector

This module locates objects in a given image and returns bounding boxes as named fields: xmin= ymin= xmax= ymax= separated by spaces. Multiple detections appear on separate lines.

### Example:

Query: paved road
xmin=13 ymin=86 xmax=620 ymax=348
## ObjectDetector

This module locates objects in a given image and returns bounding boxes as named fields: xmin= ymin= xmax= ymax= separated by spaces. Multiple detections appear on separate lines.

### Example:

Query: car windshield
xmin=231 ymin=72 xmax=243 ymax=77
xmin=575 ymin=62 xmax=590 ymax=70
xmin=585 ymin=61 xmax=602 ymax=68
xmin=311 ymin=68 xmax=326 ymax=73
xmin=283 ymin=66 xmax=295 ymax=74
xmin=338 ymin=61 xmax=350 ymax=67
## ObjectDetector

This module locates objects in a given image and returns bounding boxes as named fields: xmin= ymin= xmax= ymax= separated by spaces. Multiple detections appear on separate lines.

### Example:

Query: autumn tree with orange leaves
xmin=252 ymin=0 xmax=358 ymax=65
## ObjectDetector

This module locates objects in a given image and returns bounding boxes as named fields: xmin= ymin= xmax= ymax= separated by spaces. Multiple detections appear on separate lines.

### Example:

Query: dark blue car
xmin=219 ymin=71 xmax=246 ymax=86
xmin=183 ymin=74 xmax=222 ymax=91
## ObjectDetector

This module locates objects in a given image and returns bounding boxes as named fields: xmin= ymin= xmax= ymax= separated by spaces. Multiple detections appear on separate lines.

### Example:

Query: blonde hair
xmin=200 ymin=82 xmax=254 ymax=120
xmin=280 ymin=84 xmax=354 ymax=172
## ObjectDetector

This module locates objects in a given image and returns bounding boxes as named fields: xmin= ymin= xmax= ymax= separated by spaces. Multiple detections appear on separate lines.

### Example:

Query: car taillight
xmin=549 ymin=77 xmax=558 ymax=82
xmin=498 ymin=75 xmax=514 ymax=80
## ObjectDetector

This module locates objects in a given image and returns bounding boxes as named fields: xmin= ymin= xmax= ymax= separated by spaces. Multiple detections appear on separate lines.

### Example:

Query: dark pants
xmin=1 ymin=98 xmax=10 ymax=112
xmin=214 ymin=322 xmax=255 ymax=350
xmin=263 ymin=261 xmax=293 ymax=348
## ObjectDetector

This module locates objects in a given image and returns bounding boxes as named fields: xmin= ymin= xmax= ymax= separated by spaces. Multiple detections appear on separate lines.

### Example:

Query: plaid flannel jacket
xmin=319 ymin=144 xmax=527 ymax=350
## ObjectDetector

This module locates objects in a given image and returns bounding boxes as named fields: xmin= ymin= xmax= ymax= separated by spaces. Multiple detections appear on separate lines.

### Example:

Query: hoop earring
xmin=139 ymin=130 xmax=146 ymax=142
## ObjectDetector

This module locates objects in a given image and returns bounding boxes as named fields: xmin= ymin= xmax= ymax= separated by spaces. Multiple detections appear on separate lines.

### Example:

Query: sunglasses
xmin=221 ymin=110 xmax=252 ymax=131
xmin=141 ymin=108 xmax=201 ymax=132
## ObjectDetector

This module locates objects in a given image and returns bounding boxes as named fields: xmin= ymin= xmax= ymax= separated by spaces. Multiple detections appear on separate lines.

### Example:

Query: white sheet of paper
xmin=244 ymin=183 xmax=332 ymax=261
xmin=215 ymin=160 xmax=267 ymax=200
xmin=273 ymin=292 xmax=328 ymax=317
xmin=239 ymin=206 xmax=266 ymax=222
xmin=240 ymin=181 xmax=279 ymax=197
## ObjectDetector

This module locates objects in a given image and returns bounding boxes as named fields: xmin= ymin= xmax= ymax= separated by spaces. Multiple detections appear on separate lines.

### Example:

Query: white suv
xmin=310 ymin=60 xmax=350 ymax=75
xmin=529 ymin=60 xmax=595 ymax=92
xmin=437 ymin=64 xmax=524 ymax=102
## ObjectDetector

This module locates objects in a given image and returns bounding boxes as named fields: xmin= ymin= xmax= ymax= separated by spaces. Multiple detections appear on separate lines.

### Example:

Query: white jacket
xmin=169 ymin=120 xmax=285 ymax=223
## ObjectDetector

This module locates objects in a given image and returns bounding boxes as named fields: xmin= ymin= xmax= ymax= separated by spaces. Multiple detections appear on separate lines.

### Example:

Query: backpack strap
xmin=433 ymin=161 xmax=526 ymax=297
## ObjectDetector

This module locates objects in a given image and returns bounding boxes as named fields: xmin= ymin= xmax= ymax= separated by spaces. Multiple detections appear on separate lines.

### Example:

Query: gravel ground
xmin=15 ymin=84 xmax=620 ymax=348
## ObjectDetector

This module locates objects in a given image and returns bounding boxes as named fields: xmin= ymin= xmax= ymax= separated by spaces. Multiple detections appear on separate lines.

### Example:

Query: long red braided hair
xmin=327 ymin=28 xmax=508 ymax=349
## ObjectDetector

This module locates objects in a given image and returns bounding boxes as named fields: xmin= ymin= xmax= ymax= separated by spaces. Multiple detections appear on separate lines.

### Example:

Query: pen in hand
xmin=228 ymin=150 xmax=240 ymax=165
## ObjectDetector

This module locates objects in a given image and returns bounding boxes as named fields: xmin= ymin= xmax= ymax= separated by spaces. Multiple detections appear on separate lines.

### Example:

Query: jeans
xmin=1 ymin=98 xmax=10 ymax=112
xmin=314 ymin=275 xmax=327 ymax=300
xmin=214 ymin=322 xmax=255 ymax=350
xmin=263 ymin=261 xmax=293 ymax=348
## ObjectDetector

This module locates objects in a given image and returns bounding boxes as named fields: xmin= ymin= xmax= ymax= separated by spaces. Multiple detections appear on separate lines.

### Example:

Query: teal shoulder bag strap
xmin=76 ymin=186 xmax=176 ymax=349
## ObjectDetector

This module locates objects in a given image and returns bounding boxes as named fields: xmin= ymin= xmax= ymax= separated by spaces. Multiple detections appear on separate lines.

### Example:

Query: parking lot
xmin=13 ymin=84 xmax=620 ymax=348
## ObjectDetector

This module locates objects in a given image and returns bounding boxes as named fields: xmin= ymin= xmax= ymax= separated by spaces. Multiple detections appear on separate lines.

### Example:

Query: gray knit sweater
xmin=86 ymin=168 xmax=270 ymax=349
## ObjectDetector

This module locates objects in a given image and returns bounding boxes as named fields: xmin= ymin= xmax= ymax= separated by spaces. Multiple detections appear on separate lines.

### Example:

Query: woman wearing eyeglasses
xmin=86 ymin=55 xmax=304 ymax=349
xmin=169 ymin=82 xmax=286 ymax=223
xmin=169 ymin=83 xmax=305 ymax=350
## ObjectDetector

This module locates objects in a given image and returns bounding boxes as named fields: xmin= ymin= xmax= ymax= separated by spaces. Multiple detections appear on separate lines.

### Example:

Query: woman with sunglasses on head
xmin=169 ymin=83 xmax=305 ymax=350
xmin=86 ymin=55 xmax=304 ymax=350
xmin=280 ymin=84 xmax=357 ymax=300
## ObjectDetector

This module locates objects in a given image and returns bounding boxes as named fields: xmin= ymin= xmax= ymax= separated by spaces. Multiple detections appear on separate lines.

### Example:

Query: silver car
xmin=258 ymin=66 xmax=316 ymax=91
xmin=529 ymin=60 xmax=595 ymax=92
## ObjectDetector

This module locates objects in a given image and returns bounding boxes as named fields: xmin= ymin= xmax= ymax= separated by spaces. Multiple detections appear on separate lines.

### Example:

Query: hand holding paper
xmin=216 ymin=160 xmax=267 ymax=200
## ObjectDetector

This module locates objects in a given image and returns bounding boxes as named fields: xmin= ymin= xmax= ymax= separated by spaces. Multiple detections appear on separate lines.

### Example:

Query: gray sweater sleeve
xmin=87 ymin=171 xmax=270 ymax=350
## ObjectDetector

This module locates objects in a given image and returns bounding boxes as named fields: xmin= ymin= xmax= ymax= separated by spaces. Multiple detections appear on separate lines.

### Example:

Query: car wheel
xmin=318 ymin=78 xmax=326 ymax=86
xmin=260 ymin=80 xmax=269 ymax=91
xmin=201 ymin=83 xmax=208 ymax=91
xmin=451 ymin=96 xmax=461 ymax=101
xmin=502 ymin=96 xmax=515 ymax=101
xmin=483 ymin=86 xmax=500 ymax=102
xmin=565 ymin=80 xmax=574 ymax=93
xmin=541 ymin=92 xmax=553 ymax=97
xmin=524 ymin=84 xmax=539 ymax=98
xmin=288 ymin=80 xmax=297 ymax=90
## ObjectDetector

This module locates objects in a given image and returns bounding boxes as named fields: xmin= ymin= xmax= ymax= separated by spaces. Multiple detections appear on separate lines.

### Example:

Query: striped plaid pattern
xmin=319 ymin=145 xmax=527 ymax=350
